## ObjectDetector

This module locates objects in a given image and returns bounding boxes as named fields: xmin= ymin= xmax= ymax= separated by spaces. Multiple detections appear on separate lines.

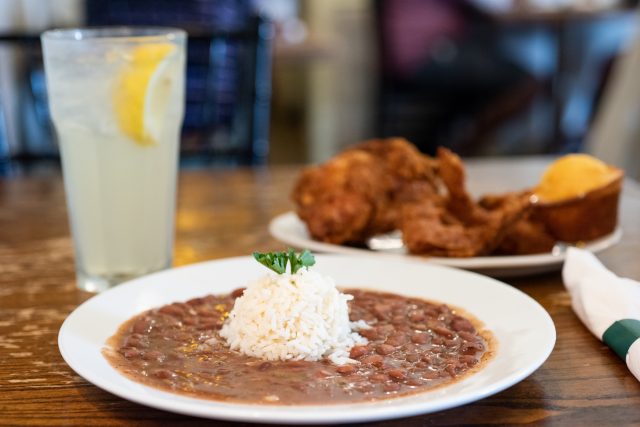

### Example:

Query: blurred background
xmin=0 ymin=0 xmax=639 ymax=177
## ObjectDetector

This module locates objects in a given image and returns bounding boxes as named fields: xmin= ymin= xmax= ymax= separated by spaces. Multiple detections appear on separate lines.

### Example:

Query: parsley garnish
xmin=253 ymin=249 xmax=315 ymax=274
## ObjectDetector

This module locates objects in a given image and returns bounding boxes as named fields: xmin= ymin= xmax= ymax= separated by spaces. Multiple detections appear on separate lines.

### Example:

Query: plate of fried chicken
xmin=270 ymin=138 xmax=622 ymax=277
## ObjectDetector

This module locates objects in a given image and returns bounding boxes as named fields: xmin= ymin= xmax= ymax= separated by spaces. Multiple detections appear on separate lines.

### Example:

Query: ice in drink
xmin=42 ymin=28 xmax=186 ymax=291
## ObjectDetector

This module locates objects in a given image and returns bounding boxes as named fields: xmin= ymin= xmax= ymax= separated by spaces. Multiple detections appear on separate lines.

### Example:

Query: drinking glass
xmin=41 ymin=28 xmax=186 ymax=292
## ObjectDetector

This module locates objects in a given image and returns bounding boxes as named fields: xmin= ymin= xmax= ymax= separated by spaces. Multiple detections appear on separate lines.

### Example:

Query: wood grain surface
xmin=1 ymin=162 xmax=640 ymax=426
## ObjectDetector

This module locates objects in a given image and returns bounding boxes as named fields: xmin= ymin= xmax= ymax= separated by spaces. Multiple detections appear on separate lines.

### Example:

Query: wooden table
xmin=2 ymin=158 xmax=640 ymax=426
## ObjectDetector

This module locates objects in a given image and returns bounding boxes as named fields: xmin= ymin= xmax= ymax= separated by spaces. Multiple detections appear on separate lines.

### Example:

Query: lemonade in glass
xmin=41 ymin=28 xmax=186 ymax=292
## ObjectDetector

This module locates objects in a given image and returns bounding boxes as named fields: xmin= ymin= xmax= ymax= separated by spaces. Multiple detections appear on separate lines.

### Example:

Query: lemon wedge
xmin=112 ymin=43 xmax=177 ymax=146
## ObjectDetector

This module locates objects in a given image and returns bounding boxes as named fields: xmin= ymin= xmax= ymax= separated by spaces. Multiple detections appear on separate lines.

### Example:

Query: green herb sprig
xmin=253 ymin=249 xmax=315 ymax=274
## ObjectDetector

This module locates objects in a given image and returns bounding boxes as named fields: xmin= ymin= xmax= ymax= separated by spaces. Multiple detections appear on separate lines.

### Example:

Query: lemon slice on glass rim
xmin=112 ymin=43 xmax=179 ymax=146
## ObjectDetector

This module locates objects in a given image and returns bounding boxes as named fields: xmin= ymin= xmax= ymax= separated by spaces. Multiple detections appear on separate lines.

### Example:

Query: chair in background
xmin=0 ymin=0 xmax=273 ymax=174
xmin=373 ymin=0 xmax=636 ymax=157
xmin=0 ymin=34 xmax=55 ymax=176
xmin=374 ymin=0 xmax=539 ymax=156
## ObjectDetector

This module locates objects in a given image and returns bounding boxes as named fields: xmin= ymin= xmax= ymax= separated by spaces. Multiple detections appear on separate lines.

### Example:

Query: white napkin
xmin=563 ymin=247 xmax=640 ymax=381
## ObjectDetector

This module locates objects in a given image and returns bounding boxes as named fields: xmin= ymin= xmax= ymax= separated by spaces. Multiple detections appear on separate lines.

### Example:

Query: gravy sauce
xmin=103 ymin=289 xmax=494 ymax=404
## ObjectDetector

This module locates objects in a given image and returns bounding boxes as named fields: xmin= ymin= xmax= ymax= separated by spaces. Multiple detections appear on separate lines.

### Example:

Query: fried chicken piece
xmin=294 ymin=141 xmax=542 ymax=256
xmin=400 ymin=148 xmax=531 ymax=257
xmin=437 ymin=147 xmax=491 ymax=225
xmin=292 ymin=150 xmax=383 ymax=244
xmin=493 ymin=218 xmax=557 ymax=255
xmin=479 ymin=193 xmax=556 ymax=255
xmin=292 ymin=138 xmax=438 ymax=244
xmin=350 ymin=138 xmax=439 ymax=186
xmin=401 ymin=194 xmax=530 ymax=257
xmin=356 ymin=139 xmax=440 ymax=233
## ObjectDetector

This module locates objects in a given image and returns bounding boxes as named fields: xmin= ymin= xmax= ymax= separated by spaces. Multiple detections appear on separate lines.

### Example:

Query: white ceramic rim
xmin=269 ymin=211 xmax=622 ymax=270
xmin=58 ymin=255 xmax=556 ymax=424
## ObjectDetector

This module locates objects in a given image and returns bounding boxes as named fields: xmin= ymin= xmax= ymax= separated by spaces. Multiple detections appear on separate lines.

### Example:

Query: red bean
xmin=462 ymin=341 xmax=485 ymax=352
xmin=444 ymin=339 xmax=459 ymax=348
xmin=355 ymin=384 xmax=375 ymax=394
xmin=406 ymin=378 xmax=423 ymax=386
xmin=451 ymin=317 xmax=475 ymax=333
xmin=360 ymin=354 xmax=384 ymax=367
xmin=394 ymin=324 xmax=412 ymax=334
xmin=424 ymin=308 xmax=440 ymax=318
xmin=121 ymin=348 xmax=140 ymax=359
xmin=349 ymin=345 xmax=369 ymax=359
xmin=359 ymin=328 xmax=379 ymax=340
xmin=460 ymin=355 xmax=477 ymax=365
xmin=170 ymin=351 xmax=186 ymax=360
xmin=124 ymin=337 xmax=140 ymax=348
xmin=411 ymin=333 xmax=429 ymax=344
xmin=152 ymin=369 xmax=173 ymax=379
xmin=160 ymin=316 xmax=181 ymax=328
xmin=376 ymin=344 xmax=395 ymax=355
xmin=198 ymin=313 xmax=218 ymax=321
xmin=432 ymin=326 xmax=454 ymax=338
xmin=369 ymin=373 xmax=388 ymax=383
xmin=142 ymin=350 xmax=163 ymax=362
xmin=383 ymin=383 xmax=401 ymax=392
xmin=376 ymin=324 xmax=395 ymax=336
xmin=423 ymin=370 xmax=442 ymax=380
xmin=445 ymin=364 xmax=457 ymax=377
xmin=132 ymin=319 xmax=153 ymax=334
xmin=182 ymin=316 xmax=198 ymax=326
xmin=405 ymin=353 xmax=420 ymax=363
xmin=203 ymin=295 xmax=218 ymax=305
xmin=346 ymin=374 xmax=366 ymax=383
xmin=408 ymin=310 xmax=425 ymax=322
xmin=391 ymin=315 xmax=406 ymax=325
xmin=258 ymin=362 xmax=272 ymax=371
xmin=387 ymin=369 xmax=407 ymax=381
xmin=373 ymin=304 xmax=392 ymax=320
xmin=170 ymin=332 xmax=192 ymax=342
xmin=432 ymin=336 xmax=444 ymax=345
xmin=336 ymin=364 xmax=357 ymax=375
xmin=197 ymin=320 xmax=220 ymax=331
xmin=186 ymin=297 xmax=205 ymax=306
xmin=385 ymin=334 xmax=407 ymax=347
xmin=180 ymin=303 xmax=195 ymax=313
xmin=438 ymin=305 xmax=452 ymax=315
xmin=159 ymin=304 xmax=185 ymax=317
xmin=124 ymin=336 xmax=147 ymax=349
xmin=391 ymin=305 xmax=405 ymax=316
xmin=458 ymin=331 xmax=477 ymax=342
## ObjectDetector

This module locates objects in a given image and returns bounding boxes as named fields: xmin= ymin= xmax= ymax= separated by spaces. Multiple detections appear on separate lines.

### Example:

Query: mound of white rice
xmin=219 ymin=268 xmax=368 ymax=365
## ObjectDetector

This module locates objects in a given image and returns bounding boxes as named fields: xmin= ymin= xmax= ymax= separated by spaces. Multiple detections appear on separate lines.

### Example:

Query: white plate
xmin=269 ymin=212 xmax=622 ymax=277
xmin=59 ymin=255 xmax=555 ymax=424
